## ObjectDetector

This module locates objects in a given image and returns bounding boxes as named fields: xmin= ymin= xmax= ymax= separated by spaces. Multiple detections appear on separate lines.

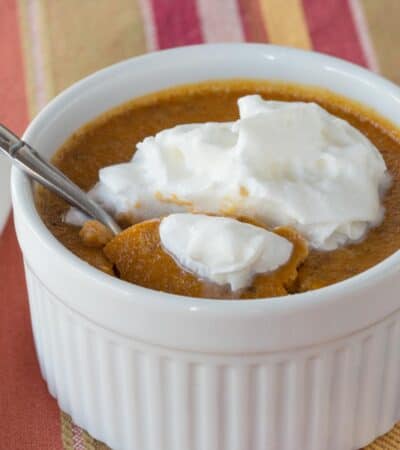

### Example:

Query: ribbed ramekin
xmin=12 ymin=44 xmax=400 ymax=450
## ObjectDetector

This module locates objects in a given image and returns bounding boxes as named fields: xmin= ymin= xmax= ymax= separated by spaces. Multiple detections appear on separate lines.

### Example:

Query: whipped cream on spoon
xmin=160 ymin=213 xmax=294 ymax=291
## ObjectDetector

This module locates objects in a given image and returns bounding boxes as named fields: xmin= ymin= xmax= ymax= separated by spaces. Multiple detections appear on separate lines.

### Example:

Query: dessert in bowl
xmin=12 ymin=44 xmax=400 ymax=450
xmin=36 ymin=80 xmax=393 ymax=299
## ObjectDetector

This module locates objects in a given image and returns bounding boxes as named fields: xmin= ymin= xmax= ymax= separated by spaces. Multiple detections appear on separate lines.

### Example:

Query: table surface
xmin=1 ymin=0 xmax=400 ymax=448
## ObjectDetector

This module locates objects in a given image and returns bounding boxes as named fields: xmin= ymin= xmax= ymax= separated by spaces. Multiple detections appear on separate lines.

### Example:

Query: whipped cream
xmin=67 ymin=95 xmax=390 ymax=250
xmin=159 ymin=213 xmax=293 ymax=290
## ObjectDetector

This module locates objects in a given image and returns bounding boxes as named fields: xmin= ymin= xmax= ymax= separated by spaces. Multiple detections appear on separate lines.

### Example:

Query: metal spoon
xmin=0 ymin=124 xmax=121 ymax=235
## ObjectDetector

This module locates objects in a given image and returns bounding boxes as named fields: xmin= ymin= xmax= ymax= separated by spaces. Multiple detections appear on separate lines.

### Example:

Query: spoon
xmin=0 ymin=124 xmax=121 ymax=235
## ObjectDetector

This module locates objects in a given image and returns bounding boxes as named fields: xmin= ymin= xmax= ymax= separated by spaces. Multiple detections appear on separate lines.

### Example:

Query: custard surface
xmin=35 ymin=80 xmax=400 ymax=297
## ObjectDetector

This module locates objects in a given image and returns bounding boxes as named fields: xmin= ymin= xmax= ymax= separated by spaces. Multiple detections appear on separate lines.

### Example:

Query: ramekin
xmin=11 ymin=44 xmax=400 ymax=450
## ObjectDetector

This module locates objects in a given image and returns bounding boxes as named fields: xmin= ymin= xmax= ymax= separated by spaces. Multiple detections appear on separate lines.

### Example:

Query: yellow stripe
xmin=60 ymin=412 xmax=74 ymax=450
xmin=60 ymin=412 xmax=400 ymax=450
xmin=62 ymin=412 xmax=400 ymax=449
xmin=61 ymin=411 xmax=400 ymax=450
xmin=42 ymin=0 xmax=147 ymax=96
xmin=361 ymin=0 xmax=400 ymax=85
xmin=364 ymin=422 xmax=400 ymax=449
xmin=259 ymin=0 xmax=311 ymax=49
xmin=19 ymin=0 xmax=146 ymax=115
xmin=60 ymin=412 xmax=109 ymax=449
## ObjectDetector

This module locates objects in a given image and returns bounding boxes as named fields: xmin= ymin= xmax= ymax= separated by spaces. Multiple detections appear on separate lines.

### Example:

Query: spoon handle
xmin=0 ymin=124 xmax=121 ymax=235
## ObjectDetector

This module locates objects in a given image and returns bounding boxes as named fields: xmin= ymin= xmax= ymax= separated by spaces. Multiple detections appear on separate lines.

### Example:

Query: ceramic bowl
xmin=11 ymin=44 xmax=400 ymax=450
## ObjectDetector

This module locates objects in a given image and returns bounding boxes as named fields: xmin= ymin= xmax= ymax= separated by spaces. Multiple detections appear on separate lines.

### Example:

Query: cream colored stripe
xmin=17 ymin=0 xmax=55 ymax=117
xmin=60 ymin=412 xmax=74 ymax=450
xmin=137 ymin=0 xmax=158 ymax=51
xmin=61 ymin=412 xmax=105 ymax=450
xmin=197 ymin=0 xmax=245 ymax=42
xmin=41 ymin=0 xmax=146 ymax=96
xmin=23 ymin=1 xmax=46 ymax=109
xmin=259 ymin=0 xmax=311 ymax=49
xmin=361 ymin=0 xmax=400 ymax=85
xmin=348 ymin=0 xmax=380 ymax=72
xmin=364 ymin=423 xmax=400 ymax=449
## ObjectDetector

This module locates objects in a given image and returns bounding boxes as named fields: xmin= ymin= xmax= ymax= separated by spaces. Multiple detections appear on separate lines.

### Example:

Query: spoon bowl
xmin=0 ymin=124 xmax=121 ymax=235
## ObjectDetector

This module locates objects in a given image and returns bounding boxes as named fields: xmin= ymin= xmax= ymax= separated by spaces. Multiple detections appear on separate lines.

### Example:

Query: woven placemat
xmin=61 ymin=412 xmax=400 ymax=450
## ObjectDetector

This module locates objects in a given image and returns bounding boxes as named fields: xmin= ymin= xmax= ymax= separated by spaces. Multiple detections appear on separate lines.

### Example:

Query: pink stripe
xmin=237 ymin=0 xmax=268 ymax=43
xmin=72 ymin=423 xmax=85 ymax=450
xmin=302 ymin=0 xmax=368 ymax=68
xmin=348 ymin=0 xmax=380 ymax=72
xmin=150 ymin=0 xmax=204 ymax=49
xmin=196 ymin=0 xmax=245 ymax=42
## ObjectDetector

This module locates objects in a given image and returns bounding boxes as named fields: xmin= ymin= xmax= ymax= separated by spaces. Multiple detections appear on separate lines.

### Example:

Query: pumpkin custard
xmin=35 ymin=80 xmax=400 ymax=299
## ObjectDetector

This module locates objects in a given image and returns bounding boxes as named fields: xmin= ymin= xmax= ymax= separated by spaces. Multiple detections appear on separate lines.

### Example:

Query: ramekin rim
xmin=12 ymin=42 xmax=400 ymax=315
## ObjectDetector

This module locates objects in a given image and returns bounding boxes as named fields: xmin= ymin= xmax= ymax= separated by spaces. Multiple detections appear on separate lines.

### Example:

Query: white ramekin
xmin=11 ymin=44 xmax=400 ymax=450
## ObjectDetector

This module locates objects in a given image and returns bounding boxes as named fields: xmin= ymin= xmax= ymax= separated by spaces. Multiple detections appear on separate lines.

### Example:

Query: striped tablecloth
xmin=1 ymin=0 xmax=400 ymax=448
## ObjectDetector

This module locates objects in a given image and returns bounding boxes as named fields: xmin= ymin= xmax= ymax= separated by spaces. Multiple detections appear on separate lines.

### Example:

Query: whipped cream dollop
xmin=159 ymin=213 xmax=293 ymax=290
xmin=67 ymin=95 xmax=390 ymax=250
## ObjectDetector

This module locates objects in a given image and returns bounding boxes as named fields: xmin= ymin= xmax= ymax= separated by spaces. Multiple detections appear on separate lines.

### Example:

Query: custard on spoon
xmin=80 ymin=214 xmax=308 ymax=299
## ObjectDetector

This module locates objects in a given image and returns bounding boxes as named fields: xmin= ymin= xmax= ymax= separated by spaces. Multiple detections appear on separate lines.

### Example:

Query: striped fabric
xmin=1 ymin=0 xmax=400 ymax=448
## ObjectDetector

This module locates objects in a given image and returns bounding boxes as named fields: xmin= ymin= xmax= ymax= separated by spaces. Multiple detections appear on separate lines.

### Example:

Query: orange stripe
xmin=1 ymin=0 xmax=29 ymax=131
xmin=0 ymin=228 xmax=62 ymax=447
xmin=0 ymin=4 xmax=62 ymax=446
xmin=259 ymin=0 xmax=311 ymax=49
